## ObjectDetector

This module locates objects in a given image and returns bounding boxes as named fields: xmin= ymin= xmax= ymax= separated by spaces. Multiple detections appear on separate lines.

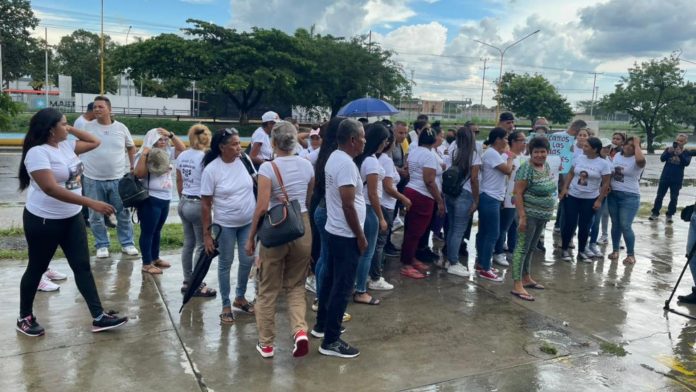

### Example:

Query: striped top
xmin=515 ymin=160 xmax=557 ymax=220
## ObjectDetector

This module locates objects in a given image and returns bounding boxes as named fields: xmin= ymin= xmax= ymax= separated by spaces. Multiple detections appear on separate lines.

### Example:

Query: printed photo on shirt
xmin=577 ymin=170 xmax=589 ymax=186
xmin=613 ymin=166 xmax=624 ymax=183
xmin=65 ymin=160 xmax=84 ymax=190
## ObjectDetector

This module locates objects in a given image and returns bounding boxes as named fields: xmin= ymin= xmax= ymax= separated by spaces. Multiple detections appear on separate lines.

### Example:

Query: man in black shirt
xmin=650 ymin=134 xmax=692 ymax=223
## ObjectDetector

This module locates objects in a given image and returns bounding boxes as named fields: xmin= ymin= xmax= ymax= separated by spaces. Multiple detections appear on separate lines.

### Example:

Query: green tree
xmin=25 ymin=38 xmax=58 ymax=90
xmin=601 ymin=55 xmax=685 ymax=153
xmin=293 ymin=29 xmax=409 ymax=117
xmin=0 ymin=92 xmax=19 ymax=130
xmin=0 ymin=0 xmax=39 ymax=88
xmin=54 ymin=29 xmax=118 ymax=94
xmin=675 ymin=81 xmax=696 ymax=136
xmin=497 ymin=72 xmax=573 ymax=126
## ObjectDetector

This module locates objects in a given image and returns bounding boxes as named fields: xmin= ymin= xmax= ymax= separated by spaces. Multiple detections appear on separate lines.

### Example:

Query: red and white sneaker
xmin=293 ymin=330 xmax=309 ymax=357
xmin=256 ymin=342 xmax=274 ymax=358
xmin=478 ymin=269 xmax=503 ymax=282
xmin=474 ymin=264 xmax=499 ymax=274
xmin=38 ymin=277 xmax=60 ymax=292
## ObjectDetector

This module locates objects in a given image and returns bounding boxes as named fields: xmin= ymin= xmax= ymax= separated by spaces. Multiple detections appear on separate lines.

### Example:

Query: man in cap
xmin=250 ymin=111 xmax=279 ymax=167
xmin=498 ymin=112 xmax=515 ymax=134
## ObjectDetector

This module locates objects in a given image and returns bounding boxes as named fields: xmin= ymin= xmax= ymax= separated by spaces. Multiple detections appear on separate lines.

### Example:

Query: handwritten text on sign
xmin=547 ymin=133 xmax=575 ymax=174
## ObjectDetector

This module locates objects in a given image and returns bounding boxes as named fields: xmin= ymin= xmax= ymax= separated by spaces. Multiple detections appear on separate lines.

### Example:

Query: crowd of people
xmin=15 ymin=97 xmax=696 ymax=360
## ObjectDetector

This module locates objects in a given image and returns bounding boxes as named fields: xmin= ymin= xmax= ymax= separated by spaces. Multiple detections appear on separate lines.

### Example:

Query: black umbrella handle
xmin=209 ymin=224 xmax=222 ymax=247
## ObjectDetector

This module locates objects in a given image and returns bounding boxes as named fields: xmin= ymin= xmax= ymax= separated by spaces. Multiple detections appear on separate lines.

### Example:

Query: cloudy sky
xmin=30 ymin=0 xmax=696 ymax=108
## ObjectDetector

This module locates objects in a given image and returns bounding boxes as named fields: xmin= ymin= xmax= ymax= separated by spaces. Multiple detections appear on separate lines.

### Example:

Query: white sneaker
xmin=447 ymin=264 xmax=471 ymax=277
xmin=561 ymin=250 xmax=573 ymax=262
xmin=96 ymin=247 xmax=110 ymax=258
xmin=45 ymin=268 xmax=67 ymax=281
xmin=578 ymin=250 xmax=593 ymax=263
xmin=368 ymin=277 xmax=394 ymax=291
xmin=122 ymin=246 xmax=139 ymax=256
xmin=493 ymin=253 xmax=509 ymax=266
xmin=588 ymin=243 xmax=602 ymax=257
xmin=392 ymin=216 xmax=404 ymax=231
xmin=305 ymin=275 xmax=317 ymax=294
xmin=38 ymin=277 xmax=60 ymax=292
xmin=598 ymin=235 xmax=608 ymax=245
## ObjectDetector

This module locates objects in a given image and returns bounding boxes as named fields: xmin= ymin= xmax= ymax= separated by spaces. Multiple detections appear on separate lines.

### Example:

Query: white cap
xmin=600 ymin=137 xmax=612 ymax=147
xmin=309 ymin=128 xmax=320 ymax=137
xmin=261 ymin=111 xmax=279 ymax=123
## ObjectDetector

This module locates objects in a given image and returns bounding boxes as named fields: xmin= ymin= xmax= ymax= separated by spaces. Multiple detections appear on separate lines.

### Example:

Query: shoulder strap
xmin=270 ymin=161 xmax=289 ymax=203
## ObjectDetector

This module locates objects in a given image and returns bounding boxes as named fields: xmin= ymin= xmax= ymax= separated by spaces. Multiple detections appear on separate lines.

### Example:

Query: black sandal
xmin=232 ymin=300 xmax=255 ymax=314
xmin=193 ymin=283 xmax=217 ymax=297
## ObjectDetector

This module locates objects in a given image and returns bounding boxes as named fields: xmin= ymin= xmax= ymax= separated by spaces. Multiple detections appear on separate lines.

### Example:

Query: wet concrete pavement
xmin=2 ymin=213 xmax=696 ymax=391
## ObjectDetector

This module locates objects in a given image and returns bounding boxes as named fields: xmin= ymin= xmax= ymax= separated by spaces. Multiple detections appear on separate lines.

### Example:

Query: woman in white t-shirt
xmin=476 ymin=127 xmax=516 ymax=282
xmin=353 ymin=123 xmax=390 ymax=304
xmin=401 ymin=128 xmax=445 ymax=279
xmin=493 ymin=131 xmax=528 ymax=266
xmin=370 ymin=129 xmax=412 ymax=290
xmin=559 ymin=137 xmax=612 ymax=262
xmin=607 ymin=136 xmax=646 ymax=265
xmin=201 ymin=128 xmax=257 ymax=324
xmin=134 ymin=128 xmax=185 ymax=275
xmin=243 ymin=121 xmax=315 ymax=357
xmin=175 ymin=124 xmax=215 ymax=296
xmin=572 ymin=128 xmax=590 ymax=162
xmin=17 ymin=108 xmax=127 ymax=336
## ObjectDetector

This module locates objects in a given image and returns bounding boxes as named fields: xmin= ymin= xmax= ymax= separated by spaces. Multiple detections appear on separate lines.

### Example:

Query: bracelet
xmin=168 ymin=132 xmax=174 ymax=139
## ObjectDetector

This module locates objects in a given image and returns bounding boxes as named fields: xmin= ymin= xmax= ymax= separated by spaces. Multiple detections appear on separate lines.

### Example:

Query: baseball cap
xmin=600 ymin=138 xmax=612 ymax=148
xmin=261 ymin=111 xmax=279 ymax=123
xmin=309 ymin=128 xmax=320 ymax=138
xmin=499 ymin=112 xmax=515 ymax=122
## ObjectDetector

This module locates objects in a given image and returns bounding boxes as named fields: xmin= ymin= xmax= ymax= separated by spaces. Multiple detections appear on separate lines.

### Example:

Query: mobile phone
xmin=673 ymin=142 xmax=679 ymax=148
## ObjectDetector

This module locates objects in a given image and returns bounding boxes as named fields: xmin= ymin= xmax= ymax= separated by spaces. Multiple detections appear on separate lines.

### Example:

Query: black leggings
xmin=20 ymin=209 xmax=103 ymax=318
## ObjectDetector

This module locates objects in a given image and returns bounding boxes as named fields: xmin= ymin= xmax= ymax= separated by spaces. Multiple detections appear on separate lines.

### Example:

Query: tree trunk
xmin=239 ymin=112 xmax=249 ymax=124
xmin=646 ymin=126 xmax=655 ymax=154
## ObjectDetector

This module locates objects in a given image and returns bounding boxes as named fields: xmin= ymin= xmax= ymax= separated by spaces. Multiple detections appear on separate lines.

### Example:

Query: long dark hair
xmin=453 ymin=124 xmax=475 ymax=181
xmin=355 ymin=122 xmax=389 ymax=168
xmin=378 ymin=128 xmax=395 ymax=159
xmin=314 ymin=116 xmax=346 ymax=199
xmin=18 ymin=108 xmax=64 ymax=191
xmin=203 ymin=128 xmax=238 ymax=167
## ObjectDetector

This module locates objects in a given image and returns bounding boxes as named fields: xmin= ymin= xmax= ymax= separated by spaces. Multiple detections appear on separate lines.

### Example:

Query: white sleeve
xmin=361 ymin=157 xmax=380 ymax=178
xmin=200 ymin=165 xmax=215 ymax=196
xmin=601 ymin=160 xmax=612 ymax=176
xmin=251 ymin=130 xmax=265 ymax=144
xmin=258 ymin=161 xmax=274 ymax=180
xmin=24 ymin=147 xmax=51 ymax=173
xmin=299 ymin=158 xmax=315 ymax=182
xmin=422 ymin=152 xmax=438 ymax=170
xmin=472 ymin=150 xmax=482 ymax=166
xmin=381 ymin=158 xmax=395 ymax=179
xmin=336 ymin=162 xmax=358 ymax=187
xmin=122 ymin=124 xmax=135 ymax=148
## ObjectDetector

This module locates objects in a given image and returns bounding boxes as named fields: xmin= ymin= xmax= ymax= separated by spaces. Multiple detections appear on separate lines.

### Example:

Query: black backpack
xmin=442 ymin=165 xmax=465 ymax=197
xmin=118 ymin=173 xmax=149 ymax=208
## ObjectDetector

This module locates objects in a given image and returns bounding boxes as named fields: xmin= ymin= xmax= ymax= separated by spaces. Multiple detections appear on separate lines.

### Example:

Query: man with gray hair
xmin=313 ymin=118 xmax=366 ymax=359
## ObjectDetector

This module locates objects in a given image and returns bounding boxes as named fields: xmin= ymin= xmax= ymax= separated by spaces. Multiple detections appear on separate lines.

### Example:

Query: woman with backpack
xmin=17 ymin=108 xmax=128 ymax=336
xmin=201 ymin=128 xmax=257 ymax=324
xmin=442 ymin=124 xmax=480 ymax=277
xmin=244 ymin=121 xmax=315 ymax=358
xmin=133 ymin=128 xmax=185 ymax=275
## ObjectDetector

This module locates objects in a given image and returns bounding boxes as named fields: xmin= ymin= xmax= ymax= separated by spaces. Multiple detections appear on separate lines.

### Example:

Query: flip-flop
xmin=353 ymin=293 xmax=381 ymax=305
xmin=523 ymin=282 xmax=545 ymax=290
xmin=510 ymin=291 xmax=535 ymax=301
xmin=219 ymin=312 xmax=235 ymax=324
xmin=623 ymin=256 xmax=636 ymax=265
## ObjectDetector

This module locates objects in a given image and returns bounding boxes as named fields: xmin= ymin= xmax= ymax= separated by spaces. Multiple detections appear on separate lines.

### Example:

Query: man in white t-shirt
xmin=250 ymin=111 xmax=279 ymax=167
xmin=313 ymin=118 xmax=366 ymax=359
xmin=80 ymin=96 xmax=138 ymax=258
xmin=74 ymin=102 xmax=95 ymax=130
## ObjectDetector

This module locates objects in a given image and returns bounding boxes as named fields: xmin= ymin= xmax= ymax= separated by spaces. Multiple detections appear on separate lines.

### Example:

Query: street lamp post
xmin=125 ymin=25 xmax=132 ymax=115
xmin=100 ymin=0 xmax=104 ymax=95
xmin=474 ymin=29 xmax=540 ymax=117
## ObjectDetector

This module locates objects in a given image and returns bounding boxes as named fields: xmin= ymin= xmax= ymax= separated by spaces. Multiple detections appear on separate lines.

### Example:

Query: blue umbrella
xmin=337 ymin=97 xmax=399 ymax=117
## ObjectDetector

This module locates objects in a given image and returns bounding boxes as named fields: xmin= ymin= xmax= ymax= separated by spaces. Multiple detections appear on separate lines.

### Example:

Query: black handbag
xmin=257 ymin=161 xmax=305 ymax=247
xmin=682 ymin=203 xmax=695 ymax=222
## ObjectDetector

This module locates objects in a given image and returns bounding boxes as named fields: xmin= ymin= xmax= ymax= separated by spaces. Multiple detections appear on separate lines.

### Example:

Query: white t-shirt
xmin=480 ymin=148 xmax=508 ymax=201
xmin=503 ymin=156 xmax=526 ymax=208
xmin=251 ymin=127 xmax=273 ymax=161
xmin=360 ymin=155 xmax=385 ymax=205
xmin=610 ymin=154 xmax=643 ymax=195
xmin=568 ymin=155 xmax=612 ymax=199
xmin=379 ymin=153 xmax=399 ymax=209
xmin=546 ymin=155 xmax=562 ymax=196
xmin=324 ymin=150 xmax=366 ymax=238
xmin=80 ymin=121 xmax=135 ymax=180
xmin=176 ymin=149 xmax=205 ymax=197
xmin=573 ymin=144 xmax=585 ymax=162
xmin=258 ymin=155 xmax=314 ymax=213
xmin=407 ymin=146 xmax=441 ymax=199
xmin=409 ymin=130 xmax=419 ymax=149
xmin=73 ymin=115 xmax=91 ymax=130
xmin=135 ymin=148 xmax=175 ymax=201
xmin=200 ymin=157 xmax=256 ymax=227
xmin=24 ymin=140 xmax=83 ymax=219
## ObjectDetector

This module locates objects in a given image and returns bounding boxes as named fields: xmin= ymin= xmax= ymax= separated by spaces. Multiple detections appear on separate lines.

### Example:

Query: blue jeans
xmin=590 ymin=198 xmax=608 ymax=244
xmin=83 ymin=176 xmax=135 ymax=249
xmin=370 ymin=206 xmax=394 ymax=280
xmin=314 ymin=205 xmax=329 ymax=296
xmin=476 ymin=193 xmax=502 ymax=271
xmin=178 ymin=197 xmax=204 ymax=283
xmin=445 ymin=190 xmax=473 ymax=265
xmin=315 ymin=233 xmax=360 ymax=345
xmin=136 ymin=196 xmax=170 ymax=265
xmin=217 ymin=223 xmax=254 ymax=308
xmin=495 ymin=207 xmax=518 ymax=255
xmin=355 ymin=207 xmax=378 ymax=293
xmin=688 ymin=211 xmax=696 ymax=288
xmin=607 ymin=191 xmax=640 ymax=255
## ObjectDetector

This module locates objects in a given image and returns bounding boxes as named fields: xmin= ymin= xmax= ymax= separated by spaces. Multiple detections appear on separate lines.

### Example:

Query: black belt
xmin=182 ymin=195 xmax=201 ymax=200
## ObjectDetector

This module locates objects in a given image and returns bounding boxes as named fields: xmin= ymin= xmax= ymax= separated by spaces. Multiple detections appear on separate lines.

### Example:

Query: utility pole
xmin=479 ymin=57 xmax=488 ymax=118
xmin=589 ymin=72 xmax=602 ymax=117
xmin=100 ymin=0 xmax=105 ymax=95
xmin=410 ymin=69 xmax=415 ymax=122
xmin=0 ymin=39 xmax=4 ymax=94
xmin=125 ymin=25 xmax=132 ymax=115
xmin=44 ymin=28 xmax=49 ymax=105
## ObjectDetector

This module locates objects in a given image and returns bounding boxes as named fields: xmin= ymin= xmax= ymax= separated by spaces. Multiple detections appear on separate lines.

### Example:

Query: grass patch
xmin=0 ymin=223 xmax=183 ymax=261
xmin=600 ymin=342 xmax=628 ymax=357
xmin=539 ymin=342 xmax=558 ymax=355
